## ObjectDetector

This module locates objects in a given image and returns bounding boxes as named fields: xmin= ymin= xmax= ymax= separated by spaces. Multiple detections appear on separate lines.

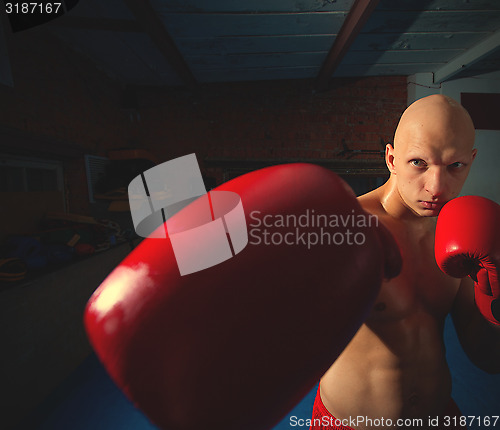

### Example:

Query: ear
xmin=385 ymin=143 xmax=396 ymax=174
xmin=471 ymin=148 xmax=477 ymax=161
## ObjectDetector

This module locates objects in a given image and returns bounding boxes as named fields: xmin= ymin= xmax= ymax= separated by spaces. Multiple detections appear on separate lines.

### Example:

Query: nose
xmin=425 ymin=167 xmax=447 ymax=199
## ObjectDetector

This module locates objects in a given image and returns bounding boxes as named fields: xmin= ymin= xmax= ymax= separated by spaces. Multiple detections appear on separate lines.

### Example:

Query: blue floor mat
xmin=19 ymin=316 xmax=500 ymax=430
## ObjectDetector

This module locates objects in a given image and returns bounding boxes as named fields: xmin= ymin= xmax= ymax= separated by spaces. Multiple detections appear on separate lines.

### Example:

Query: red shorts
xmin=310 ymin=385 xmax=466 ymax=430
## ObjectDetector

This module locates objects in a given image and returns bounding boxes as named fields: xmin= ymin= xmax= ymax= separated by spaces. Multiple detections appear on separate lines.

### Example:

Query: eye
xmin=448 ymin=162 xmax=465 ymax=169
xmin=410 ymin=159 xmax=426 ymax=168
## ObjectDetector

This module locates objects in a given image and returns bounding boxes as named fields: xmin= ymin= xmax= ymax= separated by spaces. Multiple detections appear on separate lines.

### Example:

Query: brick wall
xmin=137 ymin=77 xmax=407 ymax=184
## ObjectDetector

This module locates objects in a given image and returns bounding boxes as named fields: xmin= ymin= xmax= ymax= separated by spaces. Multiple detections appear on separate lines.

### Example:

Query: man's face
xmin=387 ymin=142 xmax=476 ymax=217
xmin=386 ymin=98 xmax=476 ymax=217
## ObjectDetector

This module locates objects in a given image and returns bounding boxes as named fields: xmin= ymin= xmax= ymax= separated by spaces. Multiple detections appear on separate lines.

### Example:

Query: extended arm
xmin=83 ymin=164 xmax=402 ymax=430
xmin=451 ymin=276 xmax=500 ymax=373
xmin=435 ymin=195 xmax=500 ymax=374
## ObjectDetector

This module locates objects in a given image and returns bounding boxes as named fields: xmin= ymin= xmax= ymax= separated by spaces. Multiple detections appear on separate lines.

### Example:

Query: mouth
xmin=420 ymin=201 xmax=443 ymax=210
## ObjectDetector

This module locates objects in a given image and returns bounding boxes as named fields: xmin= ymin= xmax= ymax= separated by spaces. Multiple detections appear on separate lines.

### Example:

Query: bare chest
xmin=368 ymin=221 xmax=460 ymax=322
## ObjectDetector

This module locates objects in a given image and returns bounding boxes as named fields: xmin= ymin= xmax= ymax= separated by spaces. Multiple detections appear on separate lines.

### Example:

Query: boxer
xmin=84 ymin=95 xmax=498 ymax=430
xmin=314 ymin=95 xmax=500 ymax=430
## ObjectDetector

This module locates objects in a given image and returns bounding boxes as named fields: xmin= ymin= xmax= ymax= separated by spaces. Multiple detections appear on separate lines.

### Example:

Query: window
xmin=0 ymin=155 xmax=64 ymax=193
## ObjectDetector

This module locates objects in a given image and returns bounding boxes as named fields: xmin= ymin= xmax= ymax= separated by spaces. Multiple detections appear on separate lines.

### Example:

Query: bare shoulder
xmin=357 ymin=187 xmax=386 ymax=218
xmin=356 ymin=186 xmax=400 ymax=238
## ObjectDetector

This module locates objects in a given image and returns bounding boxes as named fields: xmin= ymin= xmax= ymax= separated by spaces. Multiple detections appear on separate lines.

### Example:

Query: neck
xmin=379 ymin=176 xmax=431 ymax=223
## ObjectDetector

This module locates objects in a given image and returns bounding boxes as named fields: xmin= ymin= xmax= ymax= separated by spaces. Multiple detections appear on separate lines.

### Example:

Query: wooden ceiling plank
xmin=183 ymin=49 xmax=459 ymax=70
xmin=363 ymin=11 xmax=500 ymax=34
xmin=53 ymin=16 xmax=140 ymax=32
xmin=186 ymin=51 xmax=326 ymax=69
xmin=191 ymin=66 xmax=319 ymax=83
xmin=316 ymin=0 xmax=381 ymax=90
xmin=177 ymin=34 xmax=336 ymax=55
xmin=121 ymin=0 xmax=197 ymax=89
xmin=433 ymin=29 xmax=500 ymax=83
xmin=335 ymin=63 xmax=444 ymax=76
xmin=162 ymin=12 xmax=347 ymax=38
xmin=150 ymin=0 xmax=356 ymax=13
xmin=343 ymin=49 xmax=463 ymax=65
xmin=351 ymin=32 xmax=491 ymax=51
xmin=376 ymin=0 xmax=500 ymax=12
xmin=172 ymin=32 xmax=490 ymax=57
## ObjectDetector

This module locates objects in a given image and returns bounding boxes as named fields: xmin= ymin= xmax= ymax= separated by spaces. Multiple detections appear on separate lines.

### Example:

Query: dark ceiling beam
xmin=121 ymin=0 xmax=198 ymax=90
xmin=433 ymin=29 xmax=500 ymax=84
xmin=316 ymin=0 xmax=380 ymax=91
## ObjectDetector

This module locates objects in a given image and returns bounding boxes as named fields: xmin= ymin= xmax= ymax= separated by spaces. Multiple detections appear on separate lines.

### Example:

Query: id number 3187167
xmin=5 ymin=2 xmax=62 ymax=14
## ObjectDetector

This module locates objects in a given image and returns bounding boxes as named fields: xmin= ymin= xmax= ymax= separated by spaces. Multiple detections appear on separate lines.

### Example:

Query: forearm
xmin=451 ymin=279 xmax=500 ymax=374
xmin=462 ymin=320 xmax=500 ymax=374
xmin=436 ymin=196 xmax=500 ymax=373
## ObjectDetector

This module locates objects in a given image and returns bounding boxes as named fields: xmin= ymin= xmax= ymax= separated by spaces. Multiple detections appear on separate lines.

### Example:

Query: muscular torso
xmin=320 ymin=193 xmax=461 ymax=429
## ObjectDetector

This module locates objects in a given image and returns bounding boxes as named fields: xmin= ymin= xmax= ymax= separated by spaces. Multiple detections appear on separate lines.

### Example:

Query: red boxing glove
xmin=84 ymin=163 xmax=401 ymax=430
xmin=435 ymin=195 xmax=500 ymax=325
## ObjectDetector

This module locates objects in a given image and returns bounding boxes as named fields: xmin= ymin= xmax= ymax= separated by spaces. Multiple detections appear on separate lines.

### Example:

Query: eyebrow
xmin=405 ymin=151 xmax=430 ymax=160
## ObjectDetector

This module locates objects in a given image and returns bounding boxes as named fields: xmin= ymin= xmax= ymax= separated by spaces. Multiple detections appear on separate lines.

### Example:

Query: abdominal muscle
xmin=320 ymin=309 xmax=452 ymax=430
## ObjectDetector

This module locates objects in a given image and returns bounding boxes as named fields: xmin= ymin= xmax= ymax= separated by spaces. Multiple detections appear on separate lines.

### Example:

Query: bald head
xmin=394 ymin=95 xmax=475 ymax=153
xmin=385 ymin=94 xmax=477 ymax=217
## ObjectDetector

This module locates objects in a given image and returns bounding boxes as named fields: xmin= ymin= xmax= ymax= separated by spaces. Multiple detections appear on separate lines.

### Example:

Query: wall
xmin=136 ymin=77 xmax=407 ymax=186
xmin=407 ymin=71 xmax=500 ymax=204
